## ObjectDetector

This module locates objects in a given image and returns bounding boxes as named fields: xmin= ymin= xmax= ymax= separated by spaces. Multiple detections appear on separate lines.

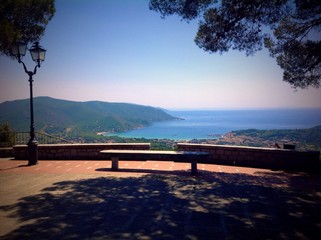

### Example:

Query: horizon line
xmin=1 ymin=96 xmax=321 ymax=111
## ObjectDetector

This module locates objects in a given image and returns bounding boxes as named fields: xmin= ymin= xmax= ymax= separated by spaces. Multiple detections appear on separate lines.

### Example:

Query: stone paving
xmin=1 ymin=158 xmax=321 ymax=239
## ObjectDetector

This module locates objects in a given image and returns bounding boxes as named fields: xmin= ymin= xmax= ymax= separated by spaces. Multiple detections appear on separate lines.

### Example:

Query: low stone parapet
xmin=13 ymin=143 xmax=150 ymax=160
xmin=0 ymin=148 xmax=14 ymax=158
xmin=12 ymin=142 xmax=320 ymax=171
xmin=177 ymin=143 xmax=320 ymax=171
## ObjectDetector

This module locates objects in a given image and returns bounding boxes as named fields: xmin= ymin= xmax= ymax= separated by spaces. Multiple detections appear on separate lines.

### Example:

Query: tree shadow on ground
xmin=1 ymin=170 xmax=321 ymax=240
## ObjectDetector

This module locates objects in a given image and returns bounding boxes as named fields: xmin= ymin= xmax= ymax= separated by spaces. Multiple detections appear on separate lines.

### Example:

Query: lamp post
xmin=11 ymin=41 xmax=46 ymax=166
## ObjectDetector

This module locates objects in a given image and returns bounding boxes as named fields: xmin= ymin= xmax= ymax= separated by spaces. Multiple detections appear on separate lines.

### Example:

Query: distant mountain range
xmin=0 ymin=97 xmax=176 ymax=137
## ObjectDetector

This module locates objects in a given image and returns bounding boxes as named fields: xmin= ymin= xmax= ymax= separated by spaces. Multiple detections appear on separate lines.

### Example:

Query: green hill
xmin=0 ymin=97 xmax=176 ymax=138
xmin=231 ymin=126 xmax=321 ymax=150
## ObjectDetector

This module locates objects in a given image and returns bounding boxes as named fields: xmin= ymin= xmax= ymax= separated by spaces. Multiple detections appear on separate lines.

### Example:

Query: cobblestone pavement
xmin=1 ymin=158 xmax=321 ymax=239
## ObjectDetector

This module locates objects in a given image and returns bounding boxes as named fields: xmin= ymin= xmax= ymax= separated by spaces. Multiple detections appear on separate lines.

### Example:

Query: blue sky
xmin=1 ymin=0 xmax=321 ymax=109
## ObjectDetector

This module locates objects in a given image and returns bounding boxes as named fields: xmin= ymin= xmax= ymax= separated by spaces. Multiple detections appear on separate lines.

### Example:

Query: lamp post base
xmin=28 ymin=140 xmax=38 ymax=166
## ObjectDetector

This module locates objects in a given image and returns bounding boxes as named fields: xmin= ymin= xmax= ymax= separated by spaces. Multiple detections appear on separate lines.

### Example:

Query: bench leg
xmin=111 ymin=157 xmax=119 ymax=171
xmin=191 ymin=160 xmax=197 ymax=175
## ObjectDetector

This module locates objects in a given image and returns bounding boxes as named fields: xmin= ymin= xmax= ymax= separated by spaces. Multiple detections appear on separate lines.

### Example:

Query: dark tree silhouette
xmin=149 ymin=0 xmax=321 ymax=89
xmin=0 ymin=0 xmax=55 ymax=56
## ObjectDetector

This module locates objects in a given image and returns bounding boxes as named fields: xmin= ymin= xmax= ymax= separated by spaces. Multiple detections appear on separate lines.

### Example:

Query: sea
xmin=105 ymin=109 xmax=321 ymax=140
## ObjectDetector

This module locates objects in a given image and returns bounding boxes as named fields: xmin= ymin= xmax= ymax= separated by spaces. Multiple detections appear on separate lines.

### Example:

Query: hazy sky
xmin=1 ymin=0 xmax=321 ymax=109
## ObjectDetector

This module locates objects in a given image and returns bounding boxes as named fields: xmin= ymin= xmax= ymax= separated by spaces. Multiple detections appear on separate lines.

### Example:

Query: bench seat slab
xmin=100 ymin=150 xmax=208 ymax=175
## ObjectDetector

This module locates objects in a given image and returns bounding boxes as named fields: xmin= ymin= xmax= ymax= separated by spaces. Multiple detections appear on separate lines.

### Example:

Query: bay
xmin=105 ymin=109 xmax=321 ymax=140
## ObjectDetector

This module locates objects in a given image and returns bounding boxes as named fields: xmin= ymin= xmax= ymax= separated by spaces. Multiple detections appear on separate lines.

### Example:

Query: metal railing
xmin=0 ymin=132 xmax=70 ymax=147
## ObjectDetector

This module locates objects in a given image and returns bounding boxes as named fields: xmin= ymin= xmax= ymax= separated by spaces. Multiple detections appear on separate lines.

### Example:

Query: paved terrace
xmin=1 ymin=158 xmax=321 ymax=239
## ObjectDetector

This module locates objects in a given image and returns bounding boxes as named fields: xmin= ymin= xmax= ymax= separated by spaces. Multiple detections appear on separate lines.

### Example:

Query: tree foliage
xmin=0 ymin=122 xmax=15 ymax=147
xmin=149 ymin=0 xmax=321 ymax=89
xmin=0 ymin=0 xmax=55 ymax=56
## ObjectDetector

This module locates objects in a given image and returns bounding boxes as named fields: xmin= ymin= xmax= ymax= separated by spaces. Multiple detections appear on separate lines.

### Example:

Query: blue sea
xmin=106 ymin=109 xmax=321 ymax=140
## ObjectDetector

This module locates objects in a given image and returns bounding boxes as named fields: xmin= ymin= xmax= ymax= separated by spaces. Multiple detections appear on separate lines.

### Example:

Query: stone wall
xmin=0 ymin=148 xmax=14 ymax=158
xmin=177 ymin=143 xmax=320 ymax=171
xmin=11 ymin=143 xmax=320 ymax=171
xmin=13 ymin=143 xmax=150 ymax=160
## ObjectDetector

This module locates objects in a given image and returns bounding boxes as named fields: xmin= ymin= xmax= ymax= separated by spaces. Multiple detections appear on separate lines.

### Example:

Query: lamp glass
xmin=11 ymin=41 xmax=27 ymax=58
xmin=30 ymin=42 xmax=46 ymax=63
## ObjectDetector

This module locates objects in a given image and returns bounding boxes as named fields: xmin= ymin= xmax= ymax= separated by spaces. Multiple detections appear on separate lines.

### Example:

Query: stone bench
xmin=100 ymin=150 xmax=209 ymax=175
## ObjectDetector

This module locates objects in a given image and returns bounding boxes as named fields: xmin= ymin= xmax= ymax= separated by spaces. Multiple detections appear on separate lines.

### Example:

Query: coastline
xmin=91 ymin=109 xmax=321 ymax=151
xmin=94 ymin=126 xmax=321 ymax=152
xmin=100 ymin=109 xmax=321 ymax=141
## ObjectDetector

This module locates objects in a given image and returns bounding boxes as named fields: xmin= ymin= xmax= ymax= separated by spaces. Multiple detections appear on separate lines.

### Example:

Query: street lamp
xmin=11 ymin=41 xmax=46 ymax=166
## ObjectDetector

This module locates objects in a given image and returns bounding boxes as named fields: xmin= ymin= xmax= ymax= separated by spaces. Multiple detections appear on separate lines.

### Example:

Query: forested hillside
xmin=0 ymin=97 xmax=176 ymax=138
xmin=229 ymin=126 xmax=321 ymax=150
xmin=189 ymin=126 xmax=321 ymax=151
